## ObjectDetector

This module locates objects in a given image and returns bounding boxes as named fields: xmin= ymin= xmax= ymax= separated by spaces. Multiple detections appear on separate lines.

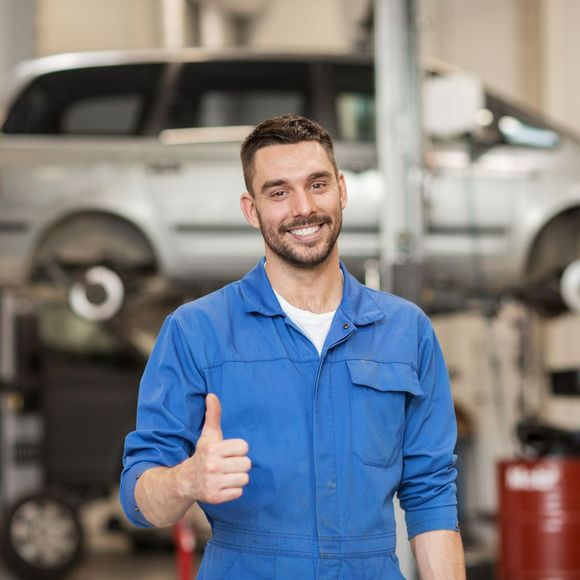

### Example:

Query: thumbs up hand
xmin=175 ymin=394 xmax=251 ymax=504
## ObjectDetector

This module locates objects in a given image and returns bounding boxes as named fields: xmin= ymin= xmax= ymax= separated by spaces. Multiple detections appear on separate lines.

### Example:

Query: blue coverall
xmin=121 ymin=260 xmax=458 ymax=579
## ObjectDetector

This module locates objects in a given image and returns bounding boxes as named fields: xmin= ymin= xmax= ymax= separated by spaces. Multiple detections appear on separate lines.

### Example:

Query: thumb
xmin=201 ymin=393 xmax=223 ymax=440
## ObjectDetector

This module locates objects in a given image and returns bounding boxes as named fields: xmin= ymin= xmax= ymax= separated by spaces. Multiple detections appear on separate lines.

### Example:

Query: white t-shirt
xmin=273 ymin=290 xmax=336 ymax=356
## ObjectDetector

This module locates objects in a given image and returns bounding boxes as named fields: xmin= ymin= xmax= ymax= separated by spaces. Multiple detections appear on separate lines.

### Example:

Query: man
xmin=121 ymin=115 xmax=465 ymax=579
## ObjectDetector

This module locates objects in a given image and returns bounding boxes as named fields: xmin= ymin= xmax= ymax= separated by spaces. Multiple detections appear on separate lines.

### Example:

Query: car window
xmin=197 ymin=90 xmax=303 ymax=128
xmin=333 ymin=63 xmax=375 ymax=142
xmin=3 ymin=64 xmax=163 ymax=135
xmin=464 ymin=91 xmax=561 ymax=151
xmin=62 ymin=94 xmax=142 ymax=135
xmin=165 ymin=61 xmax=311 ymax=129
xmin=496 ymin=115 xmax=559 ymax=148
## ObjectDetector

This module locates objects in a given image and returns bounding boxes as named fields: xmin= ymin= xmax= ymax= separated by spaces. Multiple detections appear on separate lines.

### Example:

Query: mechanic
xmin=121 ymin=115 xmax=465 ymax=579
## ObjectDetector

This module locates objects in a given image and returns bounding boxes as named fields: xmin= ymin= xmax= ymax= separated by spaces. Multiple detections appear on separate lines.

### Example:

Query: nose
xmin=290 ymin=188 xmax=316 ymax=217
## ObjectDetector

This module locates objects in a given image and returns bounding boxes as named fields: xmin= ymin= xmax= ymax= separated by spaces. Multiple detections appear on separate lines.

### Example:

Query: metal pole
xmin=160 ymin=0 xmax=188 ymax=49
xmin=198 ymin=0 xmax=227 ymax=49
xmin=374 ymin=0 xmax=424 ymax=303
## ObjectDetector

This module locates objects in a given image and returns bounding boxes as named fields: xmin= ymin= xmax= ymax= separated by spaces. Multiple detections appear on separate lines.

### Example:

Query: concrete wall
xmin=36 ymin=0 xmax=161 ymax=55
xmin=249 ymin=0 xmax=364 ymax=52
xmin=543 ymin=0 xmax=580 ymax=132
xmin=421 ymin=0 xmax=521 ymax=103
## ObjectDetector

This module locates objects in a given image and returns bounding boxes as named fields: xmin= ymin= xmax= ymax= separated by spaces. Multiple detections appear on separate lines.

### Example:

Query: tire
xmin=525 ymin=209 xmax=580 ymax=315
xmin=31 ymin=213 xmax=158 ymax=322
xmin=0 ymin=493 xmax=84 ymax=580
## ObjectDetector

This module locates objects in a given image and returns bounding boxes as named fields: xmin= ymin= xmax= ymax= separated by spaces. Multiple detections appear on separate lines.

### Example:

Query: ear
xmin=337 ymin=171 xmax=348 ymax=210
xmin=240 ymin=192 xmax=261 ymax=229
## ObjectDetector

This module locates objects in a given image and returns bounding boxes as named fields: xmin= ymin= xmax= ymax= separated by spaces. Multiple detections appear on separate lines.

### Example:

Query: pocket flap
xmin=346 ymin=360 xmax=423 ymax=397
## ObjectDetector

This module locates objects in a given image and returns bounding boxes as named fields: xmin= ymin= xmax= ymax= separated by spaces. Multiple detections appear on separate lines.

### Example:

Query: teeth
xmin=291 ymin=226 xmax=319 ymax=237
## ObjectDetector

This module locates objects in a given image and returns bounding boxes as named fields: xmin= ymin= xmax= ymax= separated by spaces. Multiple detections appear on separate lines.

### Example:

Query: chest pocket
xmin=347 ymin=360 xmax=423 ymax=468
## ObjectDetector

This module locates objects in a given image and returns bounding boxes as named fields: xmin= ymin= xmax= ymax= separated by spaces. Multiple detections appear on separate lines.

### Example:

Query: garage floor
xmin=1 ymin=533 xmax=201 ymax=580
xmin=1 ymin=548 xmax=199 ymax=580
xmin=69 ymin=548 xmax=199 ymax=580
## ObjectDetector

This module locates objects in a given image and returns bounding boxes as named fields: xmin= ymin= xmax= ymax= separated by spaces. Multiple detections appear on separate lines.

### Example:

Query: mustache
xmin=280 ymin=214 xmax=332 ymax=233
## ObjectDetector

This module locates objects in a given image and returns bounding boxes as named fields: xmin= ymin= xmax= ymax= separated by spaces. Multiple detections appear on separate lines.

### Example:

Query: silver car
xmin=1 ymin=49 xmax=579 ymax=319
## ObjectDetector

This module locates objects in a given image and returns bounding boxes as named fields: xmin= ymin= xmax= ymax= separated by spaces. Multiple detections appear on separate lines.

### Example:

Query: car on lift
xmin=1 ymin=49 xmax=580 ymax=319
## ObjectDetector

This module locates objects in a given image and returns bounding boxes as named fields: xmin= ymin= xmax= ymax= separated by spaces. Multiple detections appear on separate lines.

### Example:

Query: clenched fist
xmin=175 ymin=393 xmax=251 ymax=504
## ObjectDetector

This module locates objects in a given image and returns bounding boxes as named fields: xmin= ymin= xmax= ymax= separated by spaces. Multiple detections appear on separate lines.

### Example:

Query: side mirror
xmin=423 ymin=73 xmax=484 ymax=138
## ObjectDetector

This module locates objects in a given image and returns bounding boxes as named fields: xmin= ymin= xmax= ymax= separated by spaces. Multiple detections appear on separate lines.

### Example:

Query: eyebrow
xmin=259 ymin=171 xmax=334 ymax=195
xmin=260 ymin=179 xmax=287 ymax=194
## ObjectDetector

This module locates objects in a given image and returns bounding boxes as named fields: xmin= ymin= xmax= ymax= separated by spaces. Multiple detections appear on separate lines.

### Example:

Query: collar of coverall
xmin=239 ymin=258 xmax=386 ymax=327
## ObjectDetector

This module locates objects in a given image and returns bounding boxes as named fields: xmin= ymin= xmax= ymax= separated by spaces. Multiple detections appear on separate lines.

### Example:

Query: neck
xmin=264 ymin=250 xmax=343 ymax=313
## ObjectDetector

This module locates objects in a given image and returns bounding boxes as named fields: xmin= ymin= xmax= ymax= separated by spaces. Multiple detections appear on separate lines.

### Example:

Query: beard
xmin=256 ymin=210 xmax=342 ymax=269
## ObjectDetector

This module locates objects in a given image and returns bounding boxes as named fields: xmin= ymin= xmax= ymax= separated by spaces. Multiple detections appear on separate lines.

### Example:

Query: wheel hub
xmin=561 ymin=259 xmax=580 ymax=313
xmin=68 ymin=266 xmax=125 ymax=321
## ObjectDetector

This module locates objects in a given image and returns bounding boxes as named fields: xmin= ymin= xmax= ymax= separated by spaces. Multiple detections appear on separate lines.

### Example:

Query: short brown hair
xmin=240 ymin=115 xmax=337 ymax=195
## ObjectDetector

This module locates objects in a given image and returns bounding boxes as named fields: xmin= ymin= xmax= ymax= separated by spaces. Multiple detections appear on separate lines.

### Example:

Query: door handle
xmin=147 ymin=159 xmax=182 ymax=174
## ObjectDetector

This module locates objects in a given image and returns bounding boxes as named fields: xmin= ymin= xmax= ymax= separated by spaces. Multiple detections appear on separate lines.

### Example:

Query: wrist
xmin=172 ymin=457 xmax=198 ymax=503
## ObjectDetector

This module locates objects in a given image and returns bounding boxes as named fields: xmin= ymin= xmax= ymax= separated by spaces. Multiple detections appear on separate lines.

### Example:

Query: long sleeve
xmin=120 ymin=313 xmax=207 ymax=527
xmin=398 ymin=323 xmax=459 ymax=539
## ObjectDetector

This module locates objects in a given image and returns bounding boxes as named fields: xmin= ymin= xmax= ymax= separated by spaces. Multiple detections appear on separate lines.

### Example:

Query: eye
xmin=310 ymin=181 xmax=326 ymax=191
xmin=269 ymin=190 xmax=287 ymax=199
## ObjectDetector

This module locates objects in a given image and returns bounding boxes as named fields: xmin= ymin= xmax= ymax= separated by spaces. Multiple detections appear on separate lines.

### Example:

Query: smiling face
xmin=240 ymin=141 xmax=348 ymax=270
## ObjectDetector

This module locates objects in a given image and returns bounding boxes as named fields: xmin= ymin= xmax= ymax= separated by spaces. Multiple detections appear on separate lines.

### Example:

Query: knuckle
xmin=205 ymin=461 xmax=218 ymax=474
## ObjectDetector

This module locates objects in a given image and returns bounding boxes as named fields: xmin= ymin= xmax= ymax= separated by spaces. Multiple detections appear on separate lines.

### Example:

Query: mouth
xmin=283 ymin=215 xmax=331 ymax=241
xmin=288 ymin=224 xmax=322 ymax=238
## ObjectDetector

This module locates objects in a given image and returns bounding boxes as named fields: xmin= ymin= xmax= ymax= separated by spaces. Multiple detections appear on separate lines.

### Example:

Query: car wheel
xmin=525 ymin=209 xmax=580 ymax=315
xmin=31 ymin=213 xmax=158 ymax=320
xmin=0 ymin=493 xmax=84 ymax=580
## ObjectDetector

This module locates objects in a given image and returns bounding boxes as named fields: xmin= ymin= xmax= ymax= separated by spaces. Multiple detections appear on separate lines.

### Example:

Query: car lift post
xmin=375 ymin=0 xmax=423 ymax=577
xmin=375 ymin=0 xmax=425 ymax=303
